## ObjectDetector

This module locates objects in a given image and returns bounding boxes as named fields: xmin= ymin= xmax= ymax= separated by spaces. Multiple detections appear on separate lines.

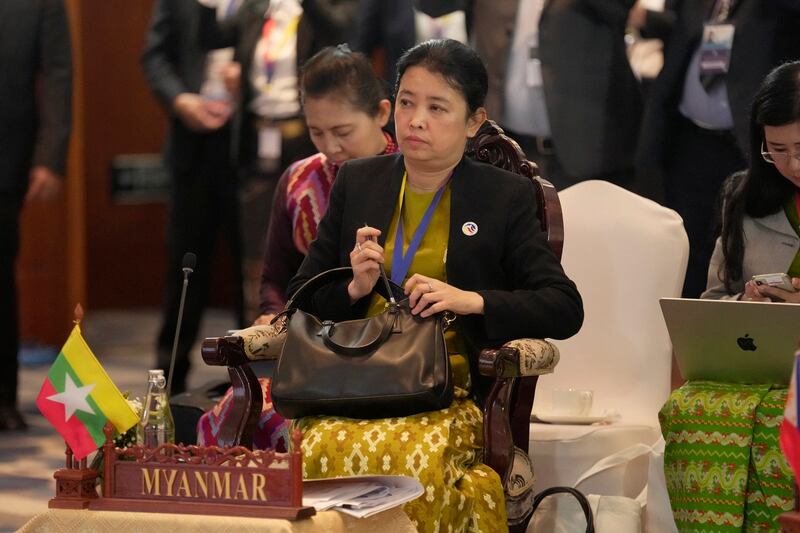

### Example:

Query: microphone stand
xmin=166 ymin=253 xmax=195 ymax=398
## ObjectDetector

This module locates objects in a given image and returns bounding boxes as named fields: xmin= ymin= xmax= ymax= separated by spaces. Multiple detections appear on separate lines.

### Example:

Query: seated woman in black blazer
xmin=287 ymin=39 xmax=583 ymax=532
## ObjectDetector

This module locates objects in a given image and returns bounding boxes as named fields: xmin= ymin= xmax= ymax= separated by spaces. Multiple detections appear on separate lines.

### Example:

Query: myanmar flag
xmin=780 ymin=350 xmax=800 ymax=480
xmin=35 ymin=325 xmax=139 ymax=460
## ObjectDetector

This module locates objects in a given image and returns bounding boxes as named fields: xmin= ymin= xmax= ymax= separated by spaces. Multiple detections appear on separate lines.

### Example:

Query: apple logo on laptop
xmin=737 ymin=334 xmax=757 ymax=351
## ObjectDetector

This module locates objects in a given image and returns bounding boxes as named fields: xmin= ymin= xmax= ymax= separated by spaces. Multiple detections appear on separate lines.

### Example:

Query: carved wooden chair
xmin=201 ymin=120 xmax=563 ymax=531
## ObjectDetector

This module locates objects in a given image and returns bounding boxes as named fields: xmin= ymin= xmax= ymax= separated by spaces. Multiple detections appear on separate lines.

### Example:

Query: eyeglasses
xmin=761 ymin=141 xmax=800 ymax=165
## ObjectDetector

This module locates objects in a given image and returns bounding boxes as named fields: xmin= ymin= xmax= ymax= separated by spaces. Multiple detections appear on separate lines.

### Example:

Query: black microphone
xmin=166 ymin=252 xmax=196 ymax=397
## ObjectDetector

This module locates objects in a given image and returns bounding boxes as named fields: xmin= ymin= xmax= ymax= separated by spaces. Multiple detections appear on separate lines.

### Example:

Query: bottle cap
xmin=147 ymin=369 xmax=167 ymax=387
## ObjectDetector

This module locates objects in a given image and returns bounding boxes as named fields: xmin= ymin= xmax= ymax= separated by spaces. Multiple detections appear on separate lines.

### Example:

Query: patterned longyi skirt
xmin=295 ymin=398 xmax=508 ymax=533
xmin=660 ymin=381 xmax=794 ymax=532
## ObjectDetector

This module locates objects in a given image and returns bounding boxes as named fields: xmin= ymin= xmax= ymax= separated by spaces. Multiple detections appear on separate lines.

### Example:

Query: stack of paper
xmin=303 ymin=475 xmax=424 ymax=518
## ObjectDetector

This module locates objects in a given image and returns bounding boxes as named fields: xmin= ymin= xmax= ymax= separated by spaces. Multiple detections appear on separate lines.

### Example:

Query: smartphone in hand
xmin=752 ymin=272 xmax=798 ymax=293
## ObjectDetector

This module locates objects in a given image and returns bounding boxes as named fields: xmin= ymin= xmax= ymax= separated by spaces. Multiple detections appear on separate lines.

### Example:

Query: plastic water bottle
xmin=137 ymin=369 xmax=175 ymax=448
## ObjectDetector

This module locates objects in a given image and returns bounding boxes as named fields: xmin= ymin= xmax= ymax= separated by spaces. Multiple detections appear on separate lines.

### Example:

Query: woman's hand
xmin=405 ymin=274 xmax=484 ymax=317
xmin=347 ymin=226 xmax=383 ymax=303
xmin=748 ymin=277 xmax=800 ymax=303
xmin=742 ymin=280 xmax=771 ymax=301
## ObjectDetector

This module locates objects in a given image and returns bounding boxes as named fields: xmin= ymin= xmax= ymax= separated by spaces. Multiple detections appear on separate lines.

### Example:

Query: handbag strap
xmin=286 ymin=267 xmax=405 ymax=312
xmin=531 ymin=486 xmax=596 ymax=533
xmin=571 ymin=441 xmax=657 ymax=507
xmin=320 ymin=305 xmax=400 ymax=355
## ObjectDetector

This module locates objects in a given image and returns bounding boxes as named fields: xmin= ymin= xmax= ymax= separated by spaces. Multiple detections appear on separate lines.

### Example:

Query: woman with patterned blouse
xmin=253 ymin=46 xmax=398 ymax=323
xmin=198 ymin=46 xmax=396 ymax=452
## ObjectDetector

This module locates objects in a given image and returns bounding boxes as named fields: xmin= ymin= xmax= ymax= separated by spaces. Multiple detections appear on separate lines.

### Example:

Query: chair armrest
xmin=200 ymin=332 xmax=268 ymax=448
xmin=478 ymin=339 xmax=559 ymax=378
xmin=203 ymin=324 xmax=286 ymax=365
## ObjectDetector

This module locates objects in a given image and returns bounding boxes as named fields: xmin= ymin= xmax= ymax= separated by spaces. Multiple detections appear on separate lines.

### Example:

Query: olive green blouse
xmin=366 ymin=180 xmax=471 ymax=393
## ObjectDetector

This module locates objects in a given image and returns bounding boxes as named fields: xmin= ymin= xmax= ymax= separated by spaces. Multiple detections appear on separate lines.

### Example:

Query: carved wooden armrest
xmin=200 ymin=333 xmax=269 ymax=448
xmin=478 ymin=339 xmax=559 ymax=378
xmin=203 ymin=324 xmax=286 ymax=365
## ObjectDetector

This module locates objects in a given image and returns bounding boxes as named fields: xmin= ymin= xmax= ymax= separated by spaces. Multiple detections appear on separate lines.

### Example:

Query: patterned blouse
xmin=259 ymin=131 xmax=398 ymax=314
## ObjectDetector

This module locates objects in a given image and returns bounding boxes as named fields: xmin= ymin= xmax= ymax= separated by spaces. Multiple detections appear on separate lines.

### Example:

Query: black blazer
xmin=0 ymin=0 xmax=72 ymax=197
xmin=636 ymin=0 xmax=800 ymax=173
xmin=288 ymin=153 xmax=583 ymax=389
xmin=198 ymin=0 xmax=358 ymax=167
xmin=141 ymin=0 xmax=220 ymax=169
xmin=539 ymin=0 xmax=642 ymax=178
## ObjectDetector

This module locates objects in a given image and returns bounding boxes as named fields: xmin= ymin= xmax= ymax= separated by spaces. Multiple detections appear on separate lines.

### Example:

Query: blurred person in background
xmin=351 ymin=0 xmax=469 ymax=84
xmin=142 ymin=0 xmax=245 ymax=395
xmin=627 ymin=0 xmax=677 ymax=44
xmin=636 ymin=0 xmax=800 ymax=298
xmin=197 ymin=0 xmax=358 ymax=323
xmin=473 ymin=0 xmax=643 ymax=191
xmin=0 ymin=0 xmax=72 ymax=430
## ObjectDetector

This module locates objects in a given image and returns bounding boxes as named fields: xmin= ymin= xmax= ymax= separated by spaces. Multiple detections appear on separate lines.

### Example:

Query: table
xmin=18 ymin=507 xmax=416 ymax=533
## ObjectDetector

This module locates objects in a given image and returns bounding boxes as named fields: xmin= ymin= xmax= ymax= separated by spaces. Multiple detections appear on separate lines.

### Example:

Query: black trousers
xmin=156 ymin=127 xmax=244 ymax=394
xmin=0 ymin=196 xmax=22 ymax=408
xmin=664 ymin=115 xmax=746 ymax=298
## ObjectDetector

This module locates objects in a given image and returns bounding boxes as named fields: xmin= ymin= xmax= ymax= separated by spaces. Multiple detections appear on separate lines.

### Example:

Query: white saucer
xmin=530 ymin=412 xmax=609 ymax=425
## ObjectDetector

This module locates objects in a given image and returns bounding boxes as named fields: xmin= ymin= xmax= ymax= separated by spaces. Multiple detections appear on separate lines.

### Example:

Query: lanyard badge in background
xmin=699 ymin=0 xmax=736 ymax=90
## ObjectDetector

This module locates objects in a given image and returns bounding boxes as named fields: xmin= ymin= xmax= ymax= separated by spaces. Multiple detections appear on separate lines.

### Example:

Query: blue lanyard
xmin=390 ymin=172 xmax=449 ymax=285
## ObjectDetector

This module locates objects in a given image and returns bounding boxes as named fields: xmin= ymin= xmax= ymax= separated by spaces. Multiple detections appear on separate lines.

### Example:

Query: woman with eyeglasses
xmin=702 ymin=61 xmax=800 ymax=301
xmin=660 ymin=64 xmax=798 ymax=533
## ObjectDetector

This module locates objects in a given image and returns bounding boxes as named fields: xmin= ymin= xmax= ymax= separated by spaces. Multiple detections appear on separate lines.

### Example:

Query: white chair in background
xmin=529 ymin=180 xmax=688 ymax=531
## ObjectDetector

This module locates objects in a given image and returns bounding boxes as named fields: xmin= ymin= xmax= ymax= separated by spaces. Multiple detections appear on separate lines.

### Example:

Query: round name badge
xmin=462 ymin=221 xmax=478 ymax=236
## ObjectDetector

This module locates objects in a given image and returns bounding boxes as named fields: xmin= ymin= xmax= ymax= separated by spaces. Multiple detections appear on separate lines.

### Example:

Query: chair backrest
xmin=534 ymin=180 xmax=689 ymax=426
xmin=466 ymin=120 xmax=563 ymax=259
xmin=466 ymin=120 xmax=564 ymax=467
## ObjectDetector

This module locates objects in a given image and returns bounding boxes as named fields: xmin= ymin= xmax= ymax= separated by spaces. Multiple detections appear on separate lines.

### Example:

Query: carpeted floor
xmin=0 ymin=309 xmax=234 ymax=532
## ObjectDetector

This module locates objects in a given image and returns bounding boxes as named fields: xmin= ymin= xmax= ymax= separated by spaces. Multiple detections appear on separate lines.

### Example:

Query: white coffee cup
xmin=551 ymin=389 xmax=593 ymax=416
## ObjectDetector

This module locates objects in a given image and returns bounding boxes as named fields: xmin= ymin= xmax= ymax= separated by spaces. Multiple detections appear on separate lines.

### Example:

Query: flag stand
xmin=49 ymin=442 xmax=100 ymax=509
xmin=48 ymin=304 xmax=100 ymax=509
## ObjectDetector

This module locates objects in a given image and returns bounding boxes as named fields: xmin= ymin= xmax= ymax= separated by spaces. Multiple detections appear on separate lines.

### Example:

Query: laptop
xmin=660 ymin=297 xmax=800 ymax=385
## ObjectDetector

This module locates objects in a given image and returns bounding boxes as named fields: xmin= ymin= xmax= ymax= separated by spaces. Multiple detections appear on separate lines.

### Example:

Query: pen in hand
xmin=365 ymin=222 xmax=396 ymax=304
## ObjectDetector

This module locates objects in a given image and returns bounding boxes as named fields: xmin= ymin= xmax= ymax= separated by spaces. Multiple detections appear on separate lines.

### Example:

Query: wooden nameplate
xmin=50 ymin=426 xmax=315 ymax=520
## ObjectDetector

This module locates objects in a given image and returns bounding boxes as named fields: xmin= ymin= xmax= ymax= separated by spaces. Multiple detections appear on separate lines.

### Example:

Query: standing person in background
xmin=142 ymin=0 xmax=245 ymax=395
xmin=473 ymin=0 xmax=642 ymax=191
xmin=351 ymin=0 xmax=469 ymax=84
xmin=197 ymin=0 xmax=358 ymax=323
xmin=628 ymin=0 xmax=678 ymax=44
xmin=0 ymin=0 xmax=72 ymax=430
xmin=636 ymin=0 xmax=800 ymax=298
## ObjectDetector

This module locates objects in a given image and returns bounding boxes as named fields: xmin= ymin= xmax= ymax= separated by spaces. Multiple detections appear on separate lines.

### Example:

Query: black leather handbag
xmin=271 ymin=267 xmax=454 ymax=419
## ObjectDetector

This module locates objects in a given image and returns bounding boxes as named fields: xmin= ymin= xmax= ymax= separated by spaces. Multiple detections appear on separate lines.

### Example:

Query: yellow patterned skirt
xmin=294 ymin=398 xmax=507 ymax=532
